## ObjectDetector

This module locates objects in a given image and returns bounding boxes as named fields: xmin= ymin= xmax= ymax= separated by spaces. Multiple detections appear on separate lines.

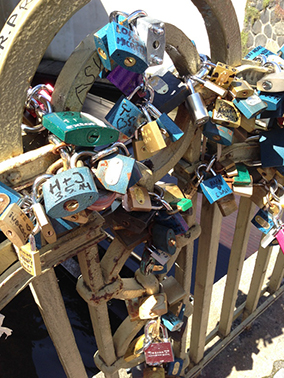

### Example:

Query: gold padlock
xmin=62 ymin=209 xmax=90 ymax=224
xmin=210 ymin=62 xmax=237 ymax=88
xmin=141 ymin=106 xmax=167 ymax=153
xmin=124 ymin=334 xmax=145 ymax=362
xmin=216 ymin=192 xmax=238 ymax=216
xmin=123 ymin=185 xmax=152 ymax=212
xmin=212 ymin=98 xmax=241 ymax=128
xmin=0 ymin=203 xmax=34 ymax=247
xmin=229 ymin=78 xmax=254 ymax=98
xmin=160 ymin=276 xmax=186 ymax=307
xmin=240 ymin=114 xmax=256 ymax=133
xmin=19 ymin=235 xmax=42 ymax=276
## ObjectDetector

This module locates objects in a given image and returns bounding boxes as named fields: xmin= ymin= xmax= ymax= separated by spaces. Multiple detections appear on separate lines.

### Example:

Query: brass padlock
xmin=141 ymin=106 xmax=167 ymax=153
xmin=122 ymin=185 xmax=152 ymax=211
xmin=0 ymin=203 xmax=34 ymax=248
xmin=212 ymin=98 xmax=241 ymax=128
xmin=240 ymin=114 xmax=256 ymax=132
xmin=160 ymin=276 xmax=186 ymax=306
xmin=124 ymin=334 xmax=145 ymax=362
xmin=18 ymin=235 xmax=42 ymax=276
xmin=229 ymin=78 xmax=254 ymax=98
xmin=62 ymin=209 xmax=90 ymax=224
xmin=216 ymin=192 xmax=238 ymax=216
xmin=210 ymin=62 xmax=237 ymax=88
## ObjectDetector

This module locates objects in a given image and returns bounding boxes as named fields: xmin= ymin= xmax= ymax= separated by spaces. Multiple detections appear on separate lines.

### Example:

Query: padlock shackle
xmin=263 ymin=60 xmax=282 ymax=73
xmin=144 ymin=319 xmax=169 ymax=341
xmin=70 ymin=151 xmax=97 ymax=169
xmin=31 ymin=174 xmax=54 ymax=203
xmin=108 ymin=10 xmax=129 ymax=23
xmin=126 ymin=10 xmax=147 ymax=25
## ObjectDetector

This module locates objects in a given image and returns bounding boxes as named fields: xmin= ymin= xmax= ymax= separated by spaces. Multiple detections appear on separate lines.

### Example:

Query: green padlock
xmin=42 ymin=111 xmax=119 ymax=146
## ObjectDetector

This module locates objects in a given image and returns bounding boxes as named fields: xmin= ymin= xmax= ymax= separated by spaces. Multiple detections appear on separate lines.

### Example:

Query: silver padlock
xmin=184 ymin=76 xmax=209 ymax=126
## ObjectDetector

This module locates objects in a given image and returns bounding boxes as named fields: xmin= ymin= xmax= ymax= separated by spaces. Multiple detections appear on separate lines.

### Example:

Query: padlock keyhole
xmin=64 ymin=200 xmax=79 ymax=212
xmin=87 ymin=131 xmax=100 ymax=143
xmin=153 ymin=40 xmax=160 ymax=50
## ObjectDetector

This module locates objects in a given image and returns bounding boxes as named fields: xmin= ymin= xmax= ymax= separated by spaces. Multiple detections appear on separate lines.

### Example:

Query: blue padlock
xmin=161 ymin=311 xmax=183 ymax=332
xmin=203 ymin=119 xmax=233 ymax=145
xmin=167 ymin=358 xmax=184 ymax=376
xmin=105 ymin=95 xmax=145 ymax=137
xmin=197 ymin=164 xmax=232 ymax=204
xmin=107 ymin=22 xmax=148 ymax=73
xmin=42 ymin=167 xmax=99 ymax=218
xmin=151 ymin=223 xmax=176 ymax=255
xmin=258 ymin=92 xmax=284 ymax=118
xmin=94 ymin=23 xmax=117 ymax=71
xmin=0 ymin=181 xmax=22 ymax=216
xmin=259 ymin=125 xmax=284 ymax=167
xmin=94 ymin=153 xmax=136 ymax=194
xmin=251 ymin=208 xmax=275 ymax=234
xmin=233 ymin=94 xmax=267 ymax=119
xmin=245 ymin=46 xmax=279 ymax=61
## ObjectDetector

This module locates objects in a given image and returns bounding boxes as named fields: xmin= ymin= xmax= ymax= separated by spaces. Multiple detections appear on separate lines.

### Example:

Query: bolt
xmin=262 ymin=80 xmax=273 ymax=91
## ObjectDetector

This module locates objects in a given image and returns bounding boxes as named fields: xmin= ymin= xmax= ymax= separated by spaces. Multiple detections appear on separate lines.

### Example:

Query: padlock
xmin=212 ymin=98 xmax=241 ymax=128
xmin=161 ymin=311 xmax=183 ymax=332
xmin=261 ymin=208 xmax=284 ymax=253
xmin=257 ymin=70 xmax=284 ymax=93
xmin=184 ymin=76 xmax=209 ymax=126
xmin=135 ymin=16 xmax=165 ymax=66
xmin=32 ymin=202 xmax=57 ymax=244
xmin=105 ymin=92 xmax=146 ymax=137
xmin=18 ymin=234 xmax=42 ymax=276
xmin=196 ymin=164 xmax=233 ymax=204
xmin=190 ymin=74 xmax=227 ymax=97
xmin=259 ymin=125 xmax=284 ymax=167
xmin=0 ymin=202 xmax=34 ymax=248
xmin=245 ymin=45 xmax=279 ymax=61
xmin=159 ymin=183 xmax=192 ymax=212
xmin=233 ymin=164 xmax=251 ymax=186
xmin=146 ymin=101 xmax=184 ymax=142
xmin=210 ymin=62 xmax=237 ymax=88
xmin=0 ymin=181 xmax=22 ymax=216
xmin=140 ymin=107 xmax=167 ymax=153
xmin=146 ymin=244 xmax=171 ymax=266
xmin=232 ymin=94 xmax=267 ymax=119
xmin=106 ymin=65 xmax=143 ymax=96
xmin=139 ymin=293 xmax=168 ymax=319
xmin=107 ymin=21 xmax=148 ymax=73
xmin=122 ymin=185 xmax=152 ymax=211
xmin=140 ymin=247 xmax=157 ymax=275
xmin=143 ymin=320 xmax=174 ymax=365
xmin=148 ymin=71 xmax=190 ymax=114
xmin=258 ymin=92 xmax=284 ymax=119
xmin=42 ymin=167 xmax=99 ymax=218
xmin=143 ymin=366 xmax=165 ymax=378
xmin=94 ymin=23 xmax=117 ymax=71
xmin=160 ymin=276 xmax=186 ymax=307
xmin=216 ymin=192 xmax=238 ymax=217
xmin=240 ymin=114 xmax=256 ymax=132
xmin=124 ymin=334 xmax=145 ymax=362
xmin=202 ymin=119 xmax=233 ymax=145
xmin=133 ymin=129 xmax=156 ymax=161
xmin=151 ymin=223 xmax=176 ymax=255
xmin=94 ymin=150 xmax=137 ymax=195
xmin=42 ymin=111 xmax=119 ymax=146
xmin=229 ymin=78 xmax=254 ymax=98
xmin=251 ymin=208 xmax=275 ymax=234
xmin=62 ymin=209 xmax=90 ymax=224
xmin=166 ymin=358 xmax=184 ymax=376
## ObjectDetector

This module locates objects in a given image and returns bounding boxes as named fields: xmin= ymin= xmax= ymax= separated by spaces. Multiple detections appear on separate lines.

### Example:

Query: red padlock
xmin=143 ymin=320 xmax=174 ymax=365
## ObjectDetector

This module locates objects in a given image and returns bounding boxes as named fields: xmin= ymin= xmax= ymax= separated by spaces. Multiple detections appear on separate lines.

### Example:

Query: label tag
xmin=105 ymin=157 xmax=123 ymax=185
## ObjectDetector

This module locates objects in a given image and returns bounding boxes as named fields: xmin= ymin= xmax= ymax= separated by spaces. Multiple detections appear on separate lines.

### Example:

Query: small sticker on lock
xmin=105 ymin=157 xmax=123 ymax=185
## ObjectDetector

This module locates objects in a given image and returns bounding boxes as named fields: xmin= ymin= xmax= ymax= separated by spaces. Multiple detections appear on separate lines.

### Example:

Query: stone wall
xmin=244 ymin=0 xmax=284 ymax=55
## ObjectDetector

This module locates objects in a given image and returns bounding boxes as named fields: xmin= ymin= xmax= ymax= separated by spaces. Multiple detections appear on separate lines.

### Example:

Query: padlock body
xmin=155 ymin=211 xmax=189 ymax=235
xmin=144 ymin=338 xmax=174 ymax=365
xmin=42 ymin=112 xmax=119 ymax=146
xmin=233 ymin=95 xmax=267 ymax=119
xmin=123 ymin=185 xmax=152 ymax=211
xmin=95 ymin=154 xmax=135 ymax=194
xmin=167 ymin=358 xmax=184 ymax=376
xmin=0 ymin=203 xmax=34 ymax=247
xmin=210 ymin=62 xmax=237 ymax=88
xmin=161 ymin=311 xmax=183 ymax=332
xmin=107 ymin=22 xmax=148 ymax=73
xmin=229 ymin=79 xmax=254 ymax=98
xmin=132 ymin=139 xmax=155 ymax=161
xmin=200 ymin=174 xmax=233 ymax=204
xmin=105 ymin=96 xmax=145 ymax=137
xmin=156 ymin=113 xmax=184 ymax=142
xmin=94 ymin=23 xmax=116 ymax=71
xmin=143 ymin=367 xmax=165 ymax=378
xmin=251 ymin=208 xmax=275 ymax=234
xmin=0 ymin=181 xmax=21 ymax=215
xmin=141 ymin=121 xmax=167 ymax=153
xmin=136 ymin=16 xmax=165 ymax=66
xmin=185 ymin=92 xmax=209 ymax=126
xmin=149 ymin=71 xmax=190 ymax=114
xmin=212 ymin=98 xmax=241 ymax=128
xmin=32 ymin=202 xmax=57 ymax=244
xmin=42 ymin=167 xmax=99 ymax=218
xmin=19 ymin=242 xmax=42 ymax=276
xmin=203 ymin=120 xmax=233 ymax=145
xmin=152 ymin=223 xmax=176 ymax=255
xmin=106 ymin=65 xmax=143 ymax=96
xmin=275 ymin=228 xmax=284 ymax=254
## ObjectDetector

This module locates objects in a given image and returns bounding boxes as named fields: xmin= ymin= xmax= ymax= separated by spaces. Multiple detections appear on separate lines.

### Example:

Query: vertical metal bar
xmin=218 ymin=197 xmax=255 ymax=338
xmin=189 ymin=197 xmax=222 ymax=364
xmin=29 ymin=268 xmax=88 ymax=378
xmin=243 ymin=240 xmax=273 ymax=320
xmin=77 ymin=245 xmax=119 ymax=378
xmin=268 ymin=248 xmax=284 ymax=294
